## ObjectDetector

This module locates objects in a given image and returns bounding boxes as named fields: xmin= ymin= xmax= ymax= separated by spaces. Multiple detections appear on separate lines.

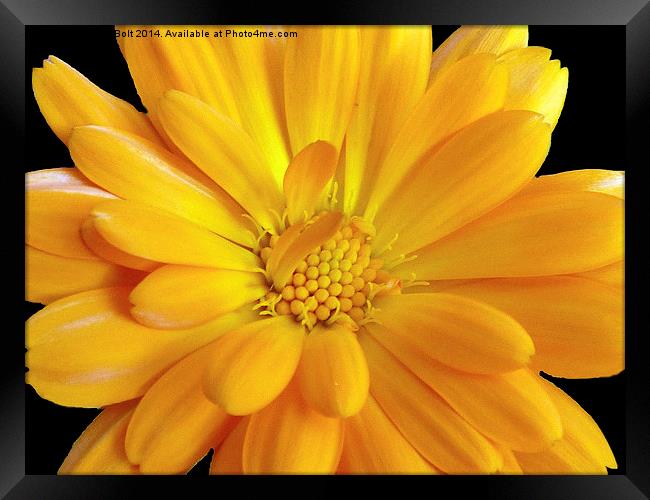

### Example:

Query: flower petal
xmin=339 ymin=393 xmax=438 ymax=474
xmin=283 ymin=141 xmax=338 ymax=225
xmin=32 ymin=56 xmax=159 ymax=145
xmin=366 ymin=324 xmax=563 ymax=452
xmin=397 ymin=191 xmax=623 ymax=280
xmin=296 ymin=323 xmax=369 ymax=418
xmin=445 ymin=276 xmax=624 ymax=378
xmin=210 ymin=417 xmax=249 ymax=474
xmin=91 ymin=200 xmax=260 ymax=271
xmin=26 ymin=287 xmax=256 ymax=407
xmin=576 ymin=260 xmax=623 ymax=288
xmin=520 ymin=169 xmax=624 ymax=199
xmin=270 ymin=211 xmax=343 ymax=290
xmin=284 ymin=27 xmax=360 ymax=155
xmin=157 ymin=90 xmax=284 ymax=229
xmin=26 ymin=168 xmax=115 ymax=260
xmin=125 ymin=343 xmax=239 ymax=474
xmin=26 ymin=246 xmax=144 ymax=305
xmin=118 ymin=26 xmax=291 ymax=183
xmin=129 ymin=265 xmax=266 ymax=329
xmin=343 ymin=26 xmax=431 ymax=215
xmin=202 ymin=316 xmax=304 ymax=415
xmin=499 ymin=47 xmax=568 ymax=129
xmin=59 ymin=400 xmax=139 ymax=474
xmin=429 ymin=25 xmax=528 ymax=82
xmin=372 ymin=110 xmax=551 ymax=258
xmin=68 ymin=125 xmax=254 ymax=245
xmin=364 ymin=53 xmax=509 ymax=222
xmin=80 ymin=218 xmax=160 ymax=272
xmin=243 ymin=381 xmax=344 ymax=473
xmin=358 ymin=330 xmax=501 ymax=473
xmin=372 ymin=293 xmax=534 ymax=374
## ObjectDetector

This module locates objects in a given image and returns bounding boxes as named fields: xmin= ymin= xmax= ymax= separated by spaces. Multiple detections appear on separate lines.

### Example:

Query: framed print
xmin=3 ymin=0 xmax=648 ymax=498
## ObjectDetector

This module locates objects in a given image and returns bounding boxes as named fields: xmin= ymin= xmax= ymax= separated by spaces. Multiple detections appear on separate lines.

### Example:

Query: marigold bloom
xmin=26 ymin=25 xmax=623 ymax=474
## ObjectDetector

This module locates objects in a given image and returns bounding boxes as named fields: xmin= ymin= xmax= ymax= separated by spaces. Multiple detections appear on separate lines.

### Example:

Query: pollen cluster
xmin=257 ymin=218 xmax=398 ymax=329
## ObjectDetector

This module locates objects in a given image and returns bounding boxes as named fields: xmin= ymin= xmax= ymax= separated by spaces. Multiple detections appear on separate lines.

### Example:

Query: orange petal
xmin=210 ymin=417 xmax=249 ymax=474
xmin=68 ymin=125 xmax=253 ymax=245
xmin=32 ymin=56 xmax=160 ymax=145
xmin=296 ymin=323 xmax=369 ymax=417
xmin=270 ymin=211 xmax=343 ymax=290
xmin=125 ymin=343 xmax=238 ymax=474
xmin=27 ymin=168 xmax=115 ymax=260
xmin=129 ymin=265 xmax=266 ymax=329
xmin=373 ymin=293 xmax=534 ymax=374
xmin=343 ymin=26 xmax=431 ymax=215
xmin=243 ymin=381 xmax=344 ymax=473
xmin=397 ymin=191 xmax=623 ymax=280
xmin=202 ymin=316 xmax=304 ymax=415
xmin=366 ymin=324 xmax=563 ymax=453
xmin=429 ymin=25 xmax=528 ymax=82
xmin=365 ymin=54 xmax=509 ymax=222
xmin=284 ymin=27 xmax=360 ymax=155
xmin=91 ymin=200 xmax=260 ymax=271
xmin=358 ymin=330 xmax=501 ymax=473
xmin=283 ymin=141 xmax=339 ymax=225
xmin=520 ymin=169 xmax=624 ymax=199
xmin=26 ymin=246 xmax=145 ymax=305
xmin=26 ymin=287 xmax=257 ymax=408
xmin=80 ymin=217 xmax=160 ymax=272
xmin=445 ymin=276 xmax=624 ymax=378
xmin=59 ymin=400 xmax=139 ymax=474
xmin=339 ymin=393 xmax=438 ymax=474
xmin=157 ymin=90 xmax=284 ymax=229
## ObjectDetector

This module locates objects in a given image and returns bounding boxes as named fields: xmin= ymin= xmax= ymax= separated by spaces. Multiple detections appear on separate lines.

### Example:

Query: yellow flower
xmin=26 ymin=25 xmax=623 ymax=475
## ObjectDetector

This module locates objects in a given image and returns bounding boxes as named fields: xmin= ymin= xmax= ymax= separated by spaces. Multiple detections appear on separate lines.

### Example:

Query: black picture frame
xmin=3 ymin=0 xmax=648 ymax=498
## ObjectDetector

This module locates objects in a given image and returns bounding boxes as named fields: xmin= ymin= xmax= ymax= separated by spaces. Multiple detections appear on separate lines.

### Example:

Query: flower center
xmin=255 ymin=214 xmax=400 ymax=330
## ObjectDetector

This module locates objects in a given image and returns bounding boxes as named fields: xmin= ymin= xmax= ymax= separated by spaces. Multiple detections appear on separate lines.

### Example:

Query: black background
xmin=25 ymin=25 xmax=625 ymax=474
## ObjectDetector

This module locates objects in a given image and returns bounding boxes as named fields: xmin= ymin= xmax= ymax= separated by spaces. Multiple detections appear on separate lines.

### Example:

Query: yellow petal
xmin=539 ymin=378 xmax=616 ymax=470
xmin=33 ymin=56 xmax=160 ymax=145
xmin=339 ymin=393 xmax=438 ymax=474
xmin=91 ymin=200 xmax=260 ymax=271
xmin=80 ymin=217 xmax=160 ymax=272
xmin=366 ymin=324 xmax=563 ymax=452
xmin=202 ymin=316 xmax=304 ymax=415
xmin=59 ymin=400 xmax=139 ymax=474
xmin=445 ymin=276 xmax=624 ymax=378
xmin=358 ymin=330 xmax=501 ymax=473
xmin=576 ymin=260 xmax=623 ymax=288
xmin=495 ymin=443 xmax=523 ymax=474
xmin=429 ymin=25 xmax=528 ymax=82
xmin=243 ymin=381 xmax=344 ymax=473
xmin=129 ymin=265 xmax=266 ymax=329
xmin=372 ymin=110 xmax=551 ymax=258
xmin=283 ymin=141 xmax=338 ymax=225
xmin=118 ymin=26 xmax=291 ymax=183
xmin=373 ymin=293 xmax=534 ymax=374
xmin=26 ymin=246 xmax=145 ymax=305
xmin=296 ymin=323 xmax=369 ymax=418
xmin=157 ymin=90 xmax=284 ymax=229
xmin=364 ymin=53 xmax=509 ymax=221
xmin=68 ymin=125 xmax=254 ymax=245
xmin=284 ymin=26 xmax=360 ymax=155
xmin=125 ymin=343 xmax=238 ymax=474
xmin=210 ymin=417 xmax=249 ymax=474
xmin=498 ymin=47 xmax=568 ymax=129
xmin=398 ymin=191 xmax=624 ymax=280
xmin=27 ymin=168 xmax=115 ymax=260
xmin=520 ymin=169 xmax=624 ymax=199
xmin=26 ymin=287 xmax=257 ymax=408
xmin=515 ymin=440 xmax=605 ymax=474
xmin=270 ymin=211 xmax=343 ymax=290
xmin=343 ymin=26 xmax=431 ymax=215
